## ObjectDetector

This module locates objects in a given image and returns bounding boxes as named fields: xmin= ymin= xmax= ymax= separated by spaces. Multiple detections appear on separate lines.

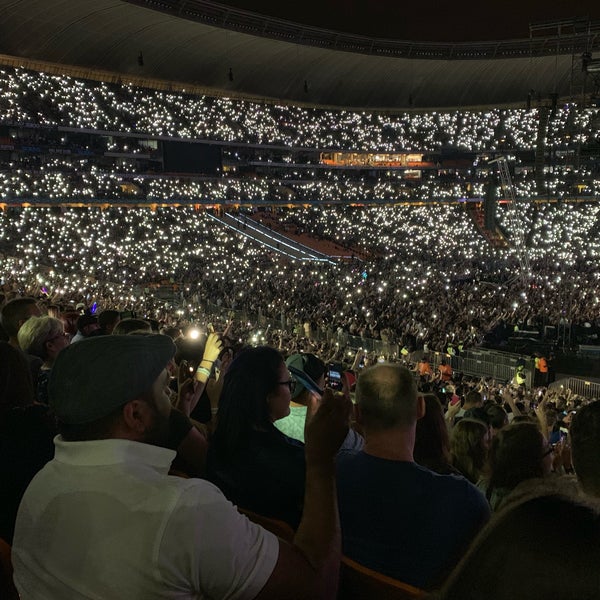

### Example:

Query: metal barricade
xmin=549 ymin=377 xmax=600 ymax=399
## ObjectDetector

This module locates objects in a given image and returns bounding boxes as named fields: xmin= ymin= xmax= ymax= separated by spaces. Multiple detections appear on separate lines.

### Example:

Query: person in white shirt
xmin=13 ymin=334 xmax=351 ymax=600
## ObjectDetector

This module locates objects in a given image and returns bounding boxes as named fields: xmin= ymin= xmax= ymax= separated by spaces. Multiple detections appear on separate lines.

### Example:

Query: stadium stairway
xmin=207 ymin=212 xmax=336 ymax=263
xmin=535 ymin=105 xmax=550 ymax=195
xmin=465 ymin=202 xmax=510 ymax=249
xmin=251 ymin=211 xmax=368 ymax=260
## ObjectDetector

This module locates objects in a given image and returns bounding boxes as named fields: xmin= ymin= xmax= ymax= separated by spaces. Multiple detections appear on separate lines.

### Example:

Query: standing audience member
xmin=59 ymin=310 xmax=80 ymax=339
xmin=450 ymin=418 xmax=490 ymax=484
xmin=0 ymin=341 xmax=34 ymax=407
xmin=276 ymin=353 xmax=327 ymax=442
xmin=112 ymin=317 xmax=152 ymax=335
xmin=276 ymin=353 xmax=363 ymax=450
xmin=13 ymin=335 xmax=351 ymax=599
xmin=17 ymin=316 xmax=70 ymax=405
xmin=336 ymin=363 xmax=490 ymax=590
xmin=477 ymin=421 xmax=554 ymax=511
xmin=484 ymin=403 xmax=509 ymax=437
xmin=97 ymin=309 xmax=121 ymax=335
xmin=0 ymin=297 xmax=43 ymax=384
xmin=70 ymin=314 xmax=99 ymax=342
xmin=0 ymin=297 xmax=42 ymax=350
xmin=451 ymin=390 xmax=483 ymax=424
xmin=414 ymin=394 xmax=460 ymax=475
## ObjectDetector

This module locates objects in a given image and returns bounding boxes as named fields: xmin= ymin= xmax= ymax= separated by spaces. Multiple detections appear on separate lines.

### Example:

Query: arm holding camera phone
xmin=303 ymin=369 xmax=350 ymax=439
xmin=350 ymin=349 xmax=364 ymax=372
xmin=177 ymin=362 xmax=205 ymax=417
xmin=534 ymin=392 xmax=550 ymax=440
xmin=502 ymin=386 xmax=522 ymax=418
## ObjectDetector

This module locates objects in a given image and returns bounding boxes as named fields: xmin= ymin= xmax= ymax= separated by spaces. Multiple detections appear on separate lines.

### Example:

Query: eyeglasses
xmin=46 ymin=332 xmax=70 ymax=343
xmin=278 ymin=379 xmax=296 ymax=393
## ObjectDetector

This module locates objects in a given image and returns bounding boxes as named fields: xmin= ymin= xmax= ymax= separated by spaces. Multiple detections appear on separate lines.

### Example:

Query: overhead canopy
xmin=0 ymin=0 xmax=599 ymax=109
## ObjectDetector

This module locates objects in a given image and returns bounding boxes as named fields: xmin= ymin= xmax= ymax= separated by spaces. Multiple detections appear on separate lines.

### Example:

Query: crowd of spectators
xmin=2 ymin=62 xmax=600 ymax=600
xmin=1 ymin=201 xmax=600 ymax=355
xmin=1 ymin=65 xmax=600 ymax=206
xmin=2 ymin=290 xmax=600 ymax=597
xmin=2 ymin=66 xmax=599 ymax=153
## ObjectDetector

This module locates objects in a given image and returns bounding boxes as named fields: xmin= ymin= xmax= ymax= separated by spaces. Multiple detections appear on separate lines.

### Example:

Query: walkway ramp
xmin=208 ymin=212 xmax=336 ymax=263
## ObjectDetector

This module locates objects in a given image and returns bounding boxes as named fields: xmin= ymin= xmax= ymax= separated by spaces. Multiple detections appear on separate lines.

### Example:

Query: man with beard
xmin=12 ymin=334 xmax=350 ymax=599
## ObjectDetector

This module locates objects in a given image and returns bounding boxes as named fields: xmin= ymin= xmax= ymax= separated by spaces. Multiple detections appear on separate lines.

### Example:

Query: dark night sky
xmin=219 ymin=0 xmax=600 ymax=42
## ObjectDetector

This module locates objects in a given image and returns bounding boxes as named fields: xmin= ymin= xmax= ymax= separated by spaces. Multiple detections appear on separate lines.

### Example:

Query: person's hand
xmin=177 ymin=362 xmax=203 ymax=417
xmin=535 ymin=392 xmax=548 ymax=417
xmin=223 ymin=320 xmax=233 ymax=337
xmin=304 ymin=386 xmax=351 ymax=466
xmin=445 ymin=397 xmax=462 ymax=420
xmin=502 ymin=386 xmax=514 ymax=401
xmin=201 ymin=332 xmax=223 ymax=364
xmin=552 ymin=437 xmax=572 ymax=472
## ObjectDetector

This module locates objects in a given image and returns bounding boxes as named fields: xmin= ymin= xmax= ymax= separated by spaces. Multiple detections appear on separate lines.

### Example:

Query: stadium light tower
xmin=488 ymin=156 xmax=531 ymax=288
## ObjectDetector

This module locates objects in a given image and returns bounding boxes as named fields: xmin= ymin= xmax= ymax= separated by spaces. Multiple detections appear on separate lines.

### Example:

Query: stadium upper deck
xmin=0 ymin=0 xmax=599 ymax=109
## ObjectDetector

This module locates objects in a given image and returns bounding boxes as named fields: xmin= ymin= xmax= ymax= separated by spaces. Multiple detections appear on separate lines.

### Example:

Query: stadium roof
xmin=0 ymin=0 xmax=599 ymax=110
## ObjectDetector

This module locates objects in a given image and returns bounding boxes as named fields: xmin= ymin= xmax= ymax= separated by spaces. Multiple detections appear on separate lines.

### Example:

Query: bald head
xmin=356 ymin=363 xmax=418 ymax=431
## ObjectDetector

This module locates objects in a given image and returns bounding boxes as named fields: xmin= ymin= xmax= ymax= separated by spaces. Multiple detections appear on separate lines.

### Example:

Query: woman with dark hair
xmin=450 ymin=418 xmax=489 ymax=484
xmin=477 ymin=421 xmax=553 ymax=511
xmin=207 ymin=346 xmax=306 ymax=528
xmin=415 ymin=394 xmax=460 ymax=475
xmin=484 ymin=402 xmax=509 ymax=437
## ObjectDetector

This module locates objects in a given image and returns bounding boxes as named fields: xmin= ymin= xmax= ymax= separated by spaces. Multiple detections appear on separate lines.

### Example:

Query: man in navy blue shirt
xmin=336 ymin=363 xmax=490 ymax=590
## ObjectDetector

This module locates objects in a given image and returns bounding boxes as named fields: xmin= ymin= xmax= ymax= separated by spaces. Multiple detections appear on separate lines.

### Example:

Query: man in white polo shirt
xmin=12 ymin=334 xmax=350 ymax=599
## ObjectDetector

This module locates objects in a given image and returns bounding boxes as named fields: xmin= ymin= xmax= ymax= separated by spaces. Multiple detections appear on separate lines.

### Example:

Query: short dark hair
xmin=98 ymin=310 xmax=120 ymax=329
xmin=58 ymin=387 xmax=157 ymax=442
xmin=465 ymin=390 xmax=482 ymax=406
xmin=485 ymin=403 xmax=509 ymax=430
xmin=59 ymin=404 xmax=125 ymax=442
xmin=0 ymin=297 xmax=39 ymax=337
xmin=571 ymin=401 xmax=600 ymax=498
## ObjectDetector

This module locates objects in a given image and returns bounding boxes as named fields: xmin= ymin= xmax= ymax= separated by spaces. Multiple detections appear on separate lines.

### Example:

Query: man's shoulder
xmin=169 ymin=473 xmax=231 ymax=506
xmin=424 ymin=469 xmax=490 ymax=518
xmin=425 ymin=467 xmax=485 ymax=495
xmin=336 ymin=448 xmax=363 ymax=465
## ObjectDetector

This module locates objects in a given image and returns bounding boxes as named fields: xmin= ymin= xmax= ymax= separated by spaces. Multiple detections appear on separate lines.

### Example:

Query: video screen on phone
xmin=328 ymin=364 xmax=343 ymax=390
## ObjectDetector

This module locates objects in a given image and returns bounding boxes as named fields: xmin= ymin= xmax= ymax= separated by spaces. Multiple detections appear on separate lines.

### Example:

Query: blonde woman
xmin=18 ymin=316 xmax=70 ymax=404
